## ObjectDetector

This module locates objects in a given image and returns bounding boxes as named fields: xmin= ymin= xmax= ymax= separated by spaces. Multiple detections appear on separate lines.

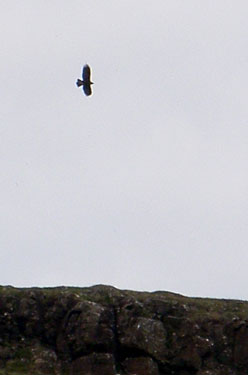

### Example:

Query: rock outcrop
xmin=0 ymin=285 xmax=248 ymax=374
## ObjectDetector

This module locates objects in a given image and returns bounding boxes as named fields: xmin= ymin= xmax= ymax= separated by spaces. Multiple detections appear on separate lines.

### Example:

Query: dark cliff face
xmin=0 ymin=285 xmax=248 ymax=375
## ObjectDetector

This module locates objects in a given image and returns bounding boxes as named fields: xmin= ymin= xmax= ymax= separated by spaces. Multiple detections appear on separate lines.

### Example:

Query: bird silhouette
xmin=76 ymin=64 xmax=94 ymax=96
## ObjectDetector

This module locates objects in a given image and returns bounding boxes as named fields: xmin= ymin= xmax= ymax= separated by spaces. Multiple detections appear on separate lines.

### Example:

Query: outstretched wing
xmin=82 ymin=64 xmax=91 ymax=82
xmin=83 ymin=84 xmax=92 ymax=96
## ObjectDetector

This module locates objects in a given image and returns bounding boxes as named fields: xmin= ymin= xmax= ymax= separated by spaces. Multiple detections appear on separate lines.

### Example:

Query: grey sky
xmin=1 ymin=1 xmax=248 ymax=299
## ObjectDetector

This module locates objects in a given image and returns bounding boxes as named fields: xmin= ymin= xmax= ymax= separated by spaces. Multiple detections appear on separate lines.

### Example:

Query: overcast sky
xmin=1 ymin=1 xmax=248 ymax=299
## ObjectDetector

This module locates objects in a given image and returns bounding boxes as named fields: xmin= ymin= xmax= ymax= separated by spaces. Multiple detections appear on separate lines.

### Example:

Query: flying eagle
xmin=76 ymin=64 xmax=94 ymax=96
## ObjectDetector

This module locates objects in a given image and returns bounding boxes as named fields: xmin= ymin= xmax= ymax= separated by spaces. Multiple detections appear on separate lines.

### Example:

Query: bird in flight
xmin=76 ymin=64 xmax=94 ymax=96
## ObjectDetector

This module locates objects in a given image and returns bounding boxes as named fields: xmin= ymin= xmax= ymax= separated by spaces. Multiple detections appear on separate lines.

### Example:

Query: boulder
xmin=70 ymin=353 xmax=116 ymax=375
xmin=122 ymin=357 xmax=159 ymax=375
xmin=117 ymin=298 xmax=167 ymax=361
xmin=57 ymin=300 xmax=115 ymax=358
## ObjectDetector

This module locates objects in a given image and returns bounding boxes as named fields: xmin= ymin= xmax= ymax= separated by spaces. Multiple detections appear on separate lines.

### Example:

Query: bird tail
xmin=76 ymin=79 xmax=83 ymax=87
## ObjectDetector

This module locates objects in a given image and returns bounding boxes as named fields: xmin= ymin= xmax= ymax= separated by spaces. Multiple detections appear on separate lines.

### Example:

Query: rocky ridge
xmin=0 ymin=285 xmax=248 ymax=374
